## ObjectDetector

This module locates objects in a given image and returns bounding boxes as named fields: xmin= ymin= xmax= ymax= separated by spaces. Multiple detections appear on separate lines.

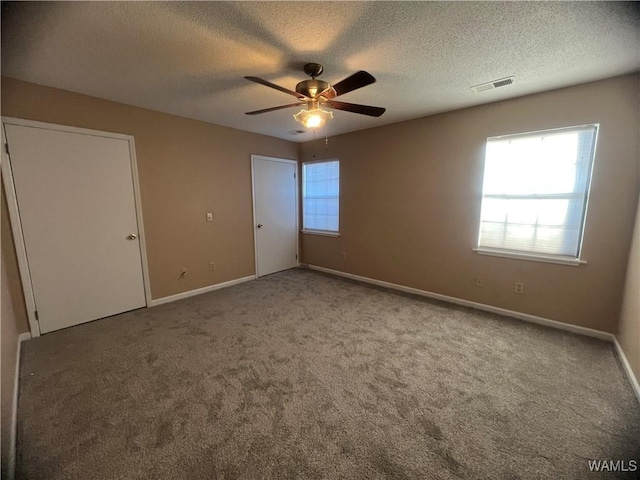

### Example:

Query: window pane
xmin=478 ymin=125 xmax=597 ymax=258
xmin=303 ymin=160 xmax=339 ymax=232
xmin=483 ymin=133 xmax=580 ymax=195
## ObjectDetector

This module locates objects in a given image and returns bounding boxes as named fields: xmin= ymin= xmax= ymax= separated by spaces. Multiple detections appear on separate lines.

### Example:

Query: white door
xmin=5 ymin=123 xmax=146 ymax=334
xmin=252 ymin=156 xmax=298 ymax=277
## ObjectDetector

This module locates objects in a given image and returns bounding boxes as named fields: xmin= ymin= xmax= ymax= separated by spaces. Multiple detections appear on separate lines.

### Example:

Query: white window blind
xmin=478 ymin=124 xmax=598 ymax=260
xmin=303 ymin=160 xmax=339 ymax=233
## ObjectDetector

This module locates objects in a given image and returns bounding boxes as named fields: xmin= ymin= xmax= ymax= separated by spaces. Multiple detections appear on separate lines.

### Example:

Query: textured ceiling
xmin=2 ymin=1 xmax=639 ymax=142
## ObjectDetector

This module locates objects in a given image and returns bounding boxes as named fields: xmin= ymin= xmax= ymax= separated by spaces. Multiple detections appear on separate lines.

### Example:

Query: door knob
xmin=257 ymin=224 xmax=263 ymax=229
xmin=128 ymin=233 xmax=138 ymax=240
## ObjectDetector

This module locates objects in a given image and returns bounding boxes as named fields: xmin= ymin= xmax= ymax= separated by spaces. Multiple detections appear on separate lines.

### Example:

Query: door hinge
xmin=293 ymin=172 xmax=296 ymax=179
xmin=295 ymin=254 xmax=298 ymax=260
xmin=4 ymin=143 xmax=9 ymax=156
xmin=34 ymin=310 xmax=39 ymax=321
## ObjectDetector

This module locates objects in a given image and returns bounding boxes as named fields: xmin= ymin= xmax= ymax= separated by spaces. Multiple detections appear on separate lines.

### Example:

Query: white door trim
xmin=1 ymin=117 xmax=152 ymax=337
xmin=1 ymin=125 xmax=39 ymax=337
xmin=250 ymin=155 xmax=299 ymax=278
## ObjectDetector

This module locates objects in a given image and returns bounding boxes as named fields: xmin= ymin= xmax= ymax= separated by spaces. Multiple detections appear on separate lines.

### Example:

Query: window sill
xmin=473 ymin=248 xmax=586 ymax=266
xmin=301 ymin=230 xmax=341 ymax=237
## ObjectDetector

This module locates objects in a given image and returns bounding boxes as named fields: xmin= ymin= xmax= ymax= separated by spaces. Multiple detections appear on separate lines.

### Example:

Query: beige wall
xmin=1 ymin=185 xmax=30 ymax=477
xmin=1 ymin=77 xmax=298 ymax=302
xmin=618 ymin=192 xmax=640 ymax=384
xmin=300 ymin=74 xmax=640 ymax=333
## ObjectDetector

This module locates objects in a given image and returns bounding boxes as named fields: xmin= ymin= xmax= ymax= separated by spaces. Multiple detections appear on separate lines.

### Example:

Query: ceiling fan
xmin=244 ymin=63 xmax=386 ymax=129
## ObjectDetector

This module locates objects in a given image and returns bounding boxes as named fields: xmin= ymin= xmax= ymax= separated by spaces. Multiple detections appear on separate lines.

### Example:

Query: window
xmin=477 ymin=124 xmax=598 ymax=264
xmin=302 ymin=159 xmax=339 ymax=234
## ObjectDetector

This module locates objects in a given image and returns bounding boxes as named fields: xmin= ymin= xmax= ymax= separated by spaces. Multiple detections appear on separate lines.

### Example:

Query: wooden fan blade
xmin=324 ymin=100 xmax=385 ymax=117
xmin=244 ymin=76 xmax=307 ymax=100
xmin=245 ymin=103 xmax=304 ymax=115
xmin=327 ymin=71 xmax=376 ymax=98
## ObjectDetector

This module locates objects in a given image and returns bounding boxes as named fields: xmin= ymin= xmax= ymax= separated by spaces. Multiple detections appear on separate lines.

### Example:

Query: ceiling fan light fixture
xmin=245 ymin=64 xmax=384 ymax=125
xmin=293 ymin=107 xmax=333 ymax=130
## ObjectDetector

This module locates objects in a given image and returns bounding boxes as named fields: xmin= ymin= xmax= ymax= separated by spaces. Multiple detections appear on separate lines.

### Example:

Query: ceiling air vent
xmin=471 ymin=76 xmax=515 ymax=93
xmin=287 ymin=130 xmax=306 ymax=135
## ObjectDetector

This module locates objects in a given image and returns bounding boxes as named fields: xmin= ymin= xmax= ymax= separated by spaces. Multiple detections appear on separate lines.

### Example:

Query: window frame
xmin=475 ymin=124 xmax=599 ymax=266
xmin=301 ymin=158 xmax=341 ymax=237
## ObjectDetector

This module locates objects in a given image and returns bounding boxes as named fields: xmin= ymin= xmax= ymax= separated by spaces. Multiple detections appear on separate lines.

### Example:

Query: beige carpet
xmin=17 ymin=268 xmax=640 ymax=479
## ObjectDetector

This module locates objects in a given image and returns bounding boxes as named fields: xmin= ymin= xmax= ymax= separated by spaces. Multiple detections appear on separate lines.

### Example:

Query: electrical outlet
xmin=514 ymin=281 xmax=524 ymax=294
xmin=206 ymin=212 xmax=214 ymax=222
xmin=475 ymin=276 xmax=483 ymax=287
xmin=209 ymin=262 xmax=216 ymax=271
xmin=180 ymin=267 xmax=187 ymax=279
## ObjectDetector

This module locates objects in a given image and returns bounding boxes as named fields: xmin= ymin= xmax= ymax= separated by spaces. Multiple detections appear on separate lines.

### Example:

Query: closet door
xmin=5 ymin=123 xmax=146 ymax=333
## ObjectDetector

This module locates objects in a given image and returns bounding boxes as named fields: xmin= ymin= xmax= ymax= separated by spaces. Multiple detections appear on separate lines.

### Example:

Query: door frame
xmin=250 ymin=155 xmax=299 ymax=278
xmin=1 ymin=117 xmax=152 ymax=337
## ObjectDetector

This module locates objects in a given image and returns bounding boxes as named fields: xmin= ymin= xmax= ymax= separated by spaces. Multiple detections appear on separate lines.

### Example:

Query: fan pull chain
xmin=311 ymin=129 xmax=317 ymax=158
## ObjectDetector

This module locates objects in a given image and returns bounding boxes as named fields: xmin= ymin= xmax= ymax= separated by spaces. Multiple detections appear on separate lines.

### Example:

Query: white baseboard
xmin=9 ymin=332 xmax=31 ymax=480
xmin=613 ymin=336 xmax=640 ymax=404
xmin=308 ymin=265 xmax=613 ymax=341
xmin=149 ymin=275 xmax=255 ymax=307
